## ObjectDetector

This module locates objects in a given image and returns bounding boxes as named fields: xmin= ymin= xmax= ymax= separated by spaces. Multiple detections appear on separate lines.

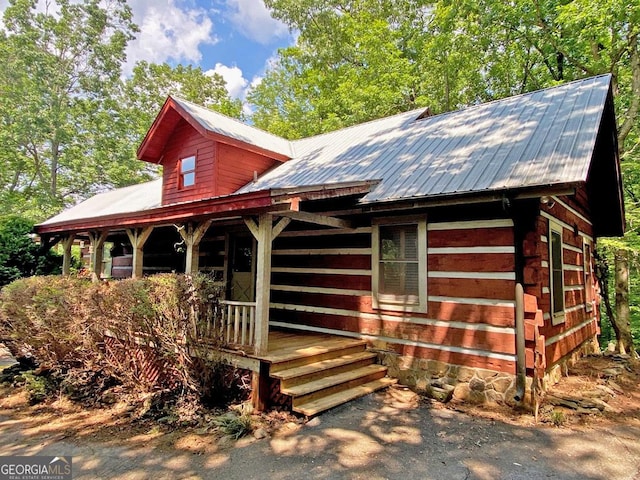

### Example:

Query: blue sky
xmin=0 ymin=0 xmax=295 ymax=101
xmin=124 ymin=0 xmax=295 ymax=100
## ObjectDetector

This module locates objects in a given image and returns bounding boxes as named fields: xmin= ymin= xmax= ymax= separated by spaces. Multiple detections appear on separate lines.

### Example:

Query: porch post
xmin=254 ymin=212 xmax=273 ymax=356
xmin=126 ymin=227 xmax=154 ymax=279
xmin=61 ymin=234 xmax=75 ymax=275
xmin=177 ymin=220 xmax=212 ymax=274
xmin=88 ymin=231 xmax=108 ymax=283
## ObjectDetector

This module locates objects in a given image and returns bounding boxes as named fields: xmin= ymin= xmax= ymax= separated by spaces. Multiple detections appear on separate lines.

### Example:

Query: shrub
xmin=0 ymin=275 xmax=97 ymax=365
xmin=0 ymin=216 xmax=62 ymax=287
xmin=0 ymin=273 xmax=235 ymax=407
xmin=213 ymin=412 xmax=253 ymax=439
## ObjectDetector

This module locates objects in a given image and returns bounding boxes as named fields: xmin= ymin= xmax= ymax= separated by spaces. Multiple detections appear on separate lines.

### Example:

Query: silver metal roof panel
xmin=39 ymin=180 xmax=162 ymax=226
xmin=172 ymin=97 xmax=293 ymax=158
xmin=239 ymin=75 xmax=611 ymax=203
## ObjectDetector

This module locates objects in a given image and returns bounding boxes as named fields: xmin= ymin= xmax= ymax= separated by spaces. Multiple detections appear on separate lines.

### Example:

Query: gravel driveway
xmin=1 ymin=387 xmax=639 ymax=480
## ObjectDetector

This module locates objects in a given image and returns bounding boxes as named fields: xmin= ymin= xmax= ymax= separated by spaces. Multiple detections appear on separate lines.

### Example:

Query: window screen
xmin=379 ymin=224 xmax=419 ymax=297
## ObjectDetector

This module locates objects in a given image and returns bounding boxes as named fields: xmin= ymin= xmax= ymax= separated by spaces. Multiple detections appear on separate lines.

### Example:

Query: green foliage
xmin=254 ymin=0 xmax=640 ymax=150
xmin=0 ymin=1 xmax=244 ymax=222
xmin=549 ymin=409 xmax=566 ymax=427
xmin=0 ymin=0 xmax=141 ymax=220
xmin=0 ymin=216 xmax=61 ymax=287
xmin=22 ymin=371 xmax=56 ymax=405
xmin=213 ymin=412 xmax=254 ymax=439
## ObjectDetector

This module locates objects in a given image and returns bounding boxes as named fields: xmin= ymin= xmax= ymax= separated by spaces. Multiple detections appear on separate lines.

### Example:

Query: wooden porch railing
xmin=220 ymin=300 xmax=256 ymax=347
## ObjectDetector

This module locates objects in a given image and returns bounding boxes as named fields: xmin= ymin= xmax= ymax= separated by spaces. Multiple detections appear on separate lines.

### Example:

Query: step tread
xmin=293 ymin=377 xmax=397 ymax=416
xmin=266 ymin=340 xmax=367 ymax=367
xmin=271 ymin=351 xmax=377 ymax=381
xmin=281 ymin=364 xmax=388 ymax=397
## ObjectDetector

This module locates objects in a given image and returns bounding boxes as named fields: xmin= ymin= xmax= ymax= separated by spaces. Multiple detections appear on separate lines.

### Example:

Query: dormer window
xmin=180 ymin=155 xmax=196 ymax=188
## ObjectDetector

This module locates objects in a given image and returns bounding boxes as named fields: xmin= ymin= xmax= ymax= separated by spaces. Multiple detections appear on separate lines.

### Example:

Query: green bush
xmin=0 ymin=216 xmax=62 ymax=287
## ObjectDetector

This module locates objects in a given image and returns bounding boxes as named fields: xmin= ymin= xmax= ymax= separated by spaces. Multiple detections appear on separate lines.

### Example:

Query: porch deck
xmin=252 ymin=330 xmax=367 ymax=363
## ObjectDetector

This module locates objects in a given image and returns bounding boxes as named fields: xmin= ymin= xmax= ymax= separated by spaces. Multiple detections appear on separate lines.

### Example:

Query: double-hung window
xmin=549 ymin=220 xmax=565 ymax=324
xmin=180 ymin=155 xmax=196 ymax=188
xmin=372 ymin=216 xmax=427 ymax=312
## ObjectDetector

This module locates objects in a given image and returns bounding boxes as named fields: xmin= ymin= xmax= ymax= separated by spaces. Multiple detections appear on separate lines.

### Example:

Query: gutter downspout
xmin=514 ymin=282 xmax=526 ymax=403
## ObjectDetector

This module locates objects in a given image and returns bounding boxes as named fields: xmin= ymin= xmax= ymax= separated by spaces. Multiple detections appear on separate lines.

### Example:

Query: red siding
xmin=217 ymin=143 xmax=279 ymax=196
xmin=162 ymin=119 xmax=217 ymax=205
xmin=522 ymin=189 xmax=599 ymax=370
xmin=160 ymin=120 xmax=279 ymax=205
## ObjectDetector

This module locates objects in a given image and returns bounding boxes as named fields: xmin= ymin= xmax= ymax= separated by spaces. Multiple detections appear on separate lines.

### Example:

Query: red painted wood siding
xmin=268 ymin=218 xmax=518 ymax=374
xmin=160 ymin=119 xmax=280 ymax=205
xmin=522 ymin=189 xmax=599 ymax=368
xmin=217 ymin=143 xmax=279 ymax=196
xmin=162 ymin=119 xmax=217 ymax=205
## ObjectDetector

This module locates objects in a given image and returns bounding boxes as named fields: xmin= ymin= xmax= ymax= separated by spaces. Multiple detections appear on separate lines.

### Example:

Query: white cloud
xmin=125 ymin=0 xmax=217 ymax=73
xmin=206 ymin=63 xmax=248 ymax=99
xmin=226 ymin=0 xmax=289 ymax=44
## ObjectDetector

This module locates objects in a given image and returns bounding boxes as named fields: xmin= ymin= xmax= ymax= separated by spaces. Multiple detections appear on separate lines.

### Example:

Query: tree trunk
xmin=614 ymin=249 xmax=636 ymax=355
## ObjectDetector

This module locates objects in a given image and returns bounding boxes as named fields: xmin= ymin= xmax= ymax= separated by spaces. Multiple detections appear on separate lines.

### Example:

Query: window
xmin=583 ymin=239 xmax=594 ymax=313
xmin=549 ymin=220 xmax=565 ymax=324
xmin=180 ymin=155 xmax=196 ymax=188
xmin=372 ymin=217 xmax=427 ymax=312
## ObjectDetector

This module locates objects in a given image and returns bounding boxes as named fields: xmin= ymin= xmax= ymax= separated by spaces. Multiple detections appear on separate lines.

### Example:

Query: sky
xmin=0 ymin=0 xmax=295 ymax=102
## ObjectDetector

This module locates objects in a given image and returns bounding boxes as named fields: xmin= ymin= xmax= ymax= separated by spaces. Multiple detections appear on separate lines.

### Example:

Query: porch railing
xmin=216 ymin=300 xmax=256 ymax=347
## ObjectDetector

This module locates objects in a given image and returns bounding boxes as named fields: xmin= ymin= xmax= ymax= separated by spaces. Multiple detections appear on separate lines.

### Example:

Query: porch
xmin=191 ymin=322 xmax=396 ymax=416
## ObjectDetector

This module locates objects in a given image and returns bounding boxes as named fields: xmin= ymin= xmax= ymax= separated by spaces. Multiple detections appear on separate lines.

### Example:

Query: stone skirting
xmin=375 ymin=334 xmax=600 ymax=405
xmin=376 ymin=351 xmax=522 ymax=405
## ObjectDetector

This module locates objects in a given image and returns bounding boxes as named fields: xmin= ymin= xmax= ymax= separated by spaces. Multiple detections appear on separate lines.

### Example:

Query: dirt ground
xmin=1 ymin=353 xmax=639 ymax=479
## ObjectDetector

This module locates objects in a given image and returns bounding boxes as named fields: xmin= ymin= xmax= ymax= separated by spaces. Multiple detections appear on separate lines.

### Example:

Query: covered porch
xmin=36 ymin=181 xmax=393 ymax=414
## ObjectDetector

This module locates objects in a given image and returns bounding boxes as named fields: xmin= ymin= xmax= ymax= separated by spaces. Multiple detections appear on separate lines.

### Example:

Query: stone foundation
xmin=377 ymin=351 xmax=524 ymax=405
xmin=376 ymin=335 xmax=600 ymax=405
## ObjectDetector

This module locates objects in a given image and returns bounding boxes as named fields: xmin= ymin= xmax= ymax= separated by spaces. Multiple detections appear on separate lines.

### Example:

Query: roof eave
xmin=137 ymin=96 xmax=292 ymax=163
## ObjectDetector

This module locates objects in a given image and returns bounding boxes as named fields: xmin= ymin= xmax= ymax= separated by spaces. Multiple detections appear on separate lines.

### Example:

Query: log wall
xmin=268 ymin=218 xmax=518 ymax=375
xmin=521 ymin=191 xmax=599 ymax=368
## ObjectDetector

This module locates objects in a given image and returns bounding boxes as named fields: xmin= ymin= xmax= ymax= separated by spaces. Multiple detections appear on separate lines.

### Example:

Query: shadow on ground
xmin=1 ymin=385 xmax=639 ymax=480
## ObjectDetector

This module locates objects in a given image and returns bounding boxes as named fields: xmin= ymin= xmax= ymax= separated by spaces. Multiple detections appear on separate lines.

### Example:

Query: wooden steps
xmin=294 ymin=377 xmax=397 ymax=417
xmin=265 ymin=333 xmax=394 ymax=416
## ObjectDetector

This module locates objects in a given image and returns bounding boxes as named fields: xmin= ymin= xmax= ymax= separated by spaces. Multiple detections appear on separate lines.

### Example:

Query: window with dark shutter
xmin=372 ymin=216 xmax=427 ymax=312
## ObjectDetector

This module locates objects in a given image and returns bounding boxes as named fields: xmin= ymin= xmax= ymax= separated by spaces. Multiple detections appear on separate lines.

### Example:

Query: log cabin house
xmin=36 ymin=75 xmax=624 ymax=415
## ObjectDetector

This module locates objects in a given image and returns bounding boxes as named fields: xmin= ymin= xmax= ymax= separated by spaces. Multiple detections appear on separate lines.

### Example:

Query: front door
xmin=229 ymin=235 xmax=256 ymax=301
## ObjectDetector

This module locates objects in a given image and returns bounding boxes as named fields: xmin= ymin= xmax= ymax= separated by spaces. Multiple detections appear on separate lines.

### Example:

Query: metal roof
xmin=239 ymin=74 xmax=613 ymax=203
xmin=172 ymin=97 xmax=293 ymax=158
xmin=39 ymin=180 xmax=162 ymax=226
xmin=39 ymin=75 xmax=616 ymax=231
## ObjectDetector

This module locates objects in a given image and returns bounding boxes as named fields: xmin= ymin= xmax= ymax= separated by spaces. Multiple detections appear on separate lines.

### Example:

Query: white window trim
xmin=372 ymin=215 xmax=427 ymax=313
xmin=549 ymin=219 xmax=565 ymax=325
xmin=180 ymin=155 xmax=196 ymax=188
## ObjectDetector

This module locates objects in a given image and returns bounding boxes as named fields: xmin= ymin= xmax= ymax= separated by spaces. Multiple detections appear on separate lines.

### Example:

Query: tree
xmin=0 ymin=1 xmax=245 ymax=224
xmin=0 ymin=216 xmax=61 ymax=287
xmin=121 ymin=61 xmax=244 ymax=145
xmin=0 ymin=0 xmax=141 ymax=220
